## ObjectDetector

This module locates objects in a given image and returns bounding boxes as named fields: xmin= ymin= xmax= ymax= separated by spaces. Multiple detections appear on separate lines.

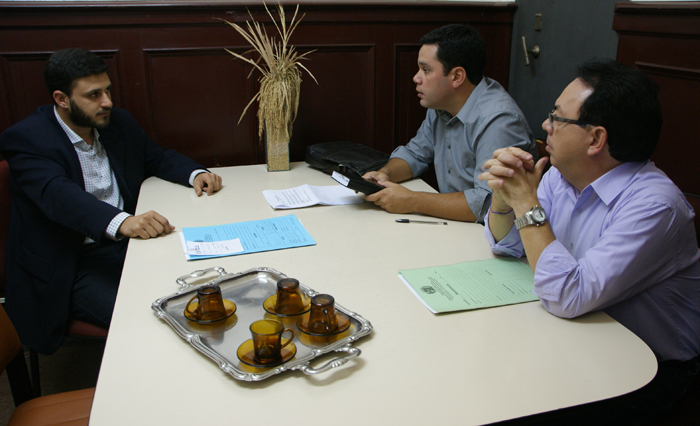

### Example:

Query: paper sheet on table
xmin=180 ymin=214 xmax=316 ymax=260
xmin=185 ymin=238 xmax=244 ymax=256
xmin=262 ymin=184 xmax=363 ymax=209
xmin=399 ymin=257 xmax=538 ymax=313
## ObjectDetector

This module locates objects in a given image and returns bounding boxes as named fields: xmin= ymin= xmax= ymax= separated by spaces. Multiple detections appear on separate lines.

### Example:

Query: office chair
xmin=683 ymin=193 xmax=700 ymax=248
xmin=0 ymin=160 xmax=10 ymax=305
xmin=535 ymin=139 xmax=552 ymax=175
xmin=1 ymin=303 xmax=94 ymax=426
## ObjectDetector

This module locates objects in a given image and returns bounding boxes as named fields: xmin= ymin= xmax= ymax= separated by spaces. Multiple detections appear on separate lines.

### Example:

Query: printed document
xmin=263 ymin=184 xmax=363 ymax=209
xmin=399 ymin=257 xmax=538 ymax=313
xmin=180 ymin=214 xmax=316 ymax=260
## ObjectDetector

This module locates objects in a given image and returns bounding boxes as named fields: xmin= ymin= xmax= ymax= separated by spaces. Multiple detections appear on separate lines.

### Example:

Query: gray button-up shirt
xmin=391 ymin=77 xmax=536 ymax=223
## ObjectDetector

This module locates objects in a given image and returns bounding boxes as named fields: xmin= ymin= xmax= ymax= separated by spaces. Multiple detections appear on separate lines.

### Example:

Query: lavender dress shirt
xmin=485 ymin=161 xmax=700 ymax=362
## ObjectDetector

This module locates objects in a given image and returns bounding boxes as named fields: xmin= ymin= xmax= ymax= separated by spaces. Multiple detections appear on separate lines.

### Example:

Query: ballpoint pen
xmin=395 ymin=219 xmax=448 ymax=225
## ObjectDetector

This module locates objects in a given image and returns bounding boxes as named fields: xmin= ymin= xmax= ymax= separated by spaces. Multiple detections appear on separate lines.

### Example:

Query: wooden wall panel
xmin=1 ymin=51 xmax=122 ymax=126
xmin=290 ymin=45 xmax=374 ymax=162
xmin=614 ymin=3 xmax=700 ymax=196
xmin=0 ymin=53 xmax=50 ymax=125
xmin=0 ymin=1 xmax=517 ymax=168
xmin=637 ymin=62 xmax=700 ymax=195
xmin=144 ymin=48 xmax=257 ymax=166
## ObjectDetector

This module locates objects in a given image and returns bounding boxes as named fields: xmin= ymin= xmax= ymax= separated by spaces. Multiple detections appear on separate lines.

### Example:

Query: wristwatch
xmin=515 ymin=206 xmax=547 ymax=229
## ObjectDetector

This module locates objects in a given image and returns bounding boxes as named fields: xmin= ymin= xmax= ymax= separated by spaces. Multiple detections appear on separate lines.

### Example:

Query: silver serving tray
xmin=151 ymin=266 xmax=372 ymax=381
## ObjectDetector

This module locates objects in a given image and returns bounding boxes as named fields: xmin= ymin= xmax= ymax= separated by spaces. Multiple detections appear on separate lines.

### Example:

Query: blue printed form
xmin=180 ymin=214 xmax=316 ymax=260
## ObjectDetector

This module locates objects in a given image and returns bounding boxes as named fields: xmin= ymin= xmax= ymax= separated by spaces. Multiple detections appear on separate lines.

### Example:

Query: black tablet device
xmin=331 ymin=170 xmax=384 ymax=195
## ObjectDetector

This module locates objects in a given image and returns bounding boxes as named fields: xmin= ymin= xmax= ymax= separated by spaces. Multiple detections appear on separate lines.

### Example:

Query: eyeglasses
xmin=548 ymin=109 xmax=594 ymax=129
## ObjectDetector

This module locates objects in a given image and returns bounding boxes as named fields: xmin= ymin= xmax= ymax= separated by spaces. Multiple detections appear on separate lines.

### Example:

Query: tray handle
xmin=294 ymin=345 xmax=361 ymax=375
xmin=175 ymin=266 xmax=227 ymax=291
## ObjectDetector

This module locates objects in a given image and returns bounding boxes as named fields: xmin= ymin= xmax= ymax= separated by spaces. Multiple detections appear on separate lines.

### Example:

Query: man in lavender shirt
xmin=480 ymin=58 xmax=700 ymax=424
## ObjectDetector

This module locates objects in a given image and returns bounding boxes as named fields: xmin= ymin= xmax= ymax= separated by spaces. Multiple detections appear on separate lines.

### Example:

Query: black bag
xmin=305 ymin=141 xmax=390 ymax=175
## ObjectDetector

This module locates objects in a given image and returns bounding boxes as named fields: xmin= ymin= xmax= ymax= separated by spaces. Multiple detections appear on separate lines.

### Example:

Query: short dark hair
xmin=419 ymin=24 xmax=486 ymax=86
xmin=44 ymin=48 xmax=109 ymax=102
xmin=576 ymin=58 xmax=662 ymax=162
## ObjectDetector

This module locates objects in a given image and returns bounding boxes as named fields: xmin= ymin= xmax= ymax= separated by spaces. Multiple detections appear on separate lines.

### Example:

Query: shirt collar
xmin=436 ymin=76 xmax=486 ymax=124
xmin=588 ymin=161 xmax=647 ymax=205
xmin=54 ymin=105 xmax=100 ymax=146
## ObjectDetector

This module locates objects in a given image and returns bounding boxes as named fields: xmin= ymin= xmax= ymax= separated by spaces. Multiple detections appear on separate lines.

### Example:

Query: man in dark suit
xmin=0 ymin=48 xmax=223 ymax=354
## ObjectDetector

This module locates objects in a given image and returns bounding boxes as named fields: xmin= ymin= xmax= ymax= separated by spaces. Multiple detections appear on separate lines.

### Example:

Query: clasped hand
xmin=478 ymin=147 xmax=549 ymax=214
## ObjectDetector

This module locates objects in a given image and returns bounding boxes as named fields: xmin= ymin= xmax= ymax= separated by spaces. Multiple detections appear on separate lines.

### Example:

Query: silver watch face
xmin=531 ymin=207 xmax=546 ymax=223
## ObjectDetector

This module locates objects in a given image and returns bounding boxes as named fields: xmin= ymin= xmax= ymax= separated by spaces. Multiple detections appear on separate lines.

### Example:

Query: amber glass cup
xmin=308 ymin=294 xmax=338 ymax=334
xmin=275 ymin=278 xmax=305 ymax=315
xmin=250 ymin=319 xmax=295 ymax=364
xmin=185 ymin=285 xmax=227 ymax=321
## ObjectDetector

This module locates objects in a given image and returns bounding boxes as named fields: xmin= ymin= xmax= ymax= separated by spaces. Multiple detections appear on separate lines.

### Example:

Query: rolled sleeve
xmin=390 ymin=110 xmax=437 ymax=178
xmin=391 ymin=145 xmax=430 ymax=178
xmin=483 ymin=212 xmax=525 ymax=258
xmin=465 ymin=189 xmax=491 ymax=223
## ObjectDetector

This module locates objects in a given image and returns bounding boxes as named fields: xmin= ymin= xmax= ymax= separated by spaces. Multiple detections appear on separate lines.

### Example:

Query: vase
xmin=264 ymin=120 xmax=291 ymax=172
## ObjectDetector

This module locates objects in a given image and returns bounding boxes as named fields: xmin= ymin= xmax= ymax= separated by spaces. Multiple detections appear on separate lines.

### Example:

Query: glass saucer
xmin=183 ymin=299 xmax=237 ymax=324
xmin=186 ymin=314 xmax=238 ymax=334
xmin=236 ymin=338 xmax=297 ymax=368
xmin=296 ymin=312 xmax=352 ymax=336
xmin=263 ymin=294 xmax=311 ymax=317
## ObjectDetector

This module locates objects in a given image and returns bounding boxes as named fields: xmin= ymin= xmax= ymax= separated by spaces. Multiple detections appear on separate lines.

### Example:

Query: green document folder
xmin=399 ymin=257 xmax=538 ymax=313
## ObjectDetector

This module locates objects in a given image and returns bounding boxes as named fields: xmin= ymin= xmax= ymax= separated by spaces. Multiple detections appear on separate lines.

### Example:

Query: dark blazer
xmin=0 ymin=105 xmax=205 ymax=354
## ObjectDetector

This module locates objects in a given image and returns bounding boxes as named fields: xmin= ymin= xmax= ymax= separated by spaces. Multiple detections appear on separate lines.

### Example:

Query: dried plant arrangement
xmin=219 ymin=3 xmax=317 ymax=171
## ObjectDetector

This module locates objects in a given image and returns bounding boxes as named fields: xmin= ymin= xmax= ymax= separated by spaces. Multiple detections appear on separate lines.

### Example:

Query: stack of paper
xmin=262 ymin=184 xmax=363 ymax=209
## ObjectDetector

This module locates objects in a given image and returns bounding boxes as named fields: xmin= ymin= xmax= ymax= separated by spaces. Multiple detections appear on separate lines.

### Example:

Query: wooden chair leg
xmin=29 ymin=348 xmax=41 ymax=397
xmin=5 ymin=349 xmax=36 ymax=406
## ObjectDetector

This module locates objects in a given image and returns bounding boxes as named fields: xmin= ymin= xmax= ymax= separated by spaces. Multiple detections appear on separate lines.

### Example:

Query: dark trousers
xmin=492 ymin=356 xmax=700 ymax=426
xmin=69 ymin=240 xmax=128 ymax=329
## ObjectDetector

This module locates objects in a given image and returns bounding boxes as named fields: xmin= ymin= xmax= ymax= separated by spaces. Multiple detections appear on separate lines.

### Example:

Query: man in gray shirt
xmin=364 ymin=24 xmax=536 ymax=223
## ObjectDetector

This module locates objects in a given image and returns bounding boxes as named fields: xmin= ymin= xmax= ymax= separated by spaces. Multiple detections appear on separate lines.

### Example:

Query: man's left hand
xmin=479 ymin=147 xmax=548 ymax=214
xmin=365 ymin=181 xmax=416 ymax=213
xmin=193 ymin=172 xmax=223 ymax=196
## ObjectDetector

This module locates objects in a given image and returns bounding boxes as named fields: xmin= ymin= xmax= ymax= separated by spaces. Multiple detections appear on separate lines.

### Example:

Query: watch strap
xmin=514 ymin=212 xmax=533 ymax=229
xmin=515 ymin=206 xmax=546 ymax=230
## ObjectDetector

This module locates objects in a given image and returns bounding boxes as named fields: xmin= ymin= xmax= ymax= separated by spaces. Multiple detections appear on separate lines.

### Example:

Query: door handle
xmin=521 ymin=36 xmax=540 ymax=66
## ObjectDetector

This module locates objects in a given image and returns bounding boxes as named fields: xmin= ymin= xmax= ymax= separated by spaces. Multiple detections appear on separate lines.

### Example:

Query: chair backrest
xmin=683 ymin=193 xmax=700 ymax=248
xmin=535 ymin=139 xmax=552 ymax=175
xmin=0 ymin=160 xmax=10 ymax=302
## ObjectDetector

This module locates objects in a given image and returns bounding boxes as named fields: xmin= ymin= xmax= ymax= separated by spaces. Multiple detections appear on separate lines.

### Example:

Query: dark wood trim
xmin=614 ymin=2 xmax=700 ymax=36
xmin=636 ymin=62 xmax=700 ymax=81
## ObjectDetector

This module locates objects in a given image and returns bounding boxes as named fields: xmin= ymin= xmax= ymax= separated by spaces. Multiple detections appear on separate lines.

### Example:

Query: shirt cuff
xmin=106 ymin=212 xmax=132 ymax=241
xmin=483 ymin=213 xmax=523 ymax=257
xmin=189 ymin=169 xmax=209 ymax=186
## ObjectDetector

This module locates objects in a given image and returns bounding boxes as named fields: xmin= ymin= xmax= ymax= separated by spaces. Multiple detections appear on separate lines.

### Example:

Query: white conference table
xmin=88 ymin=162 xmax=656 ymax=425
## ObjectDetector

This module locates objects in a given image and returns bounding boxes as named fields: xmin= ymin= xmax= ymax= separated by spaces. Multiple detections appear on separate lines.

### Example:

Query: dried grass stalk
xmin=218 ymin=3 xmax=316 ymax=150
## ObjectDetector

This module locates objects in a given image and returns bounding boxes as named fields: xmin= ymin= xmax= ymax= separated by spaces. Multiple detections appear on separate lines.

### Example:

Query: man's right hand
xmin=119 ymin=210 xmax=175 ymax=239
